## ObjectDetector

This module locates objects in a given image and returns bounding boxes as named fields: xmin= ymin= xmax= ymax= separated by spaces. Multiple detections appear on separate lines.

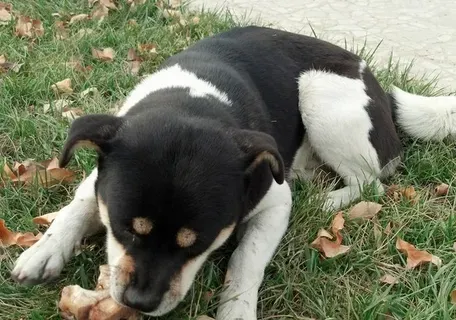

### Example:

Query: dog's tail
xmin=389 ymin=86 xmax=456 ymax=141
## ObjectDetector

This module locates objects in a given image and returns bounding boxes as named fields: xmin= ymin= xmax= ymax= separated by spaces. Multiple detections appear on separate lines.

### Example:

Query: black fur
xmin=60 ymin=26 xmax=402 ymax=313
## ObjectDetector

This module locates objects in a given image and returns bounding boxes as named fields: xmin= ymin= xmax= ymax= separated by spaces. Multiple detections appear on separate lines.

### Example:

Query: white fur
xmin=118 ymin=64 xmax=232 ymax=116
xmin=290 ymin=135 xmax=319 ymax=181
xmin=11 ymin=169 xmax=102 ymax=284
xmin=392 ymin=86 xmax=456 ymax=141
xmin=217 ymin=180 xmax=292 ymax=320
xmin=297 ymin=67 xmax=383 ymax=210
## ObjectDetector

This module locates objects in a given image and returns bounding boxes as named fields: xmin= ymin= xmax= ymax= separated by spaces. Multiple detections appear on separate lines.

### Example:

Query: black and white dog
xmin=11 ymin=26 xmax=456 ymax=319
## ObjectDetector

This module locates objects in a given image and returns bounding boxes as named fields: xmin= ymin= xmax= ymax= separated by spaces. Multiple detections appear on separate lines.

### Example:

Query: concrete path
xmin=190 ymin=0 xmax=456 ymax=91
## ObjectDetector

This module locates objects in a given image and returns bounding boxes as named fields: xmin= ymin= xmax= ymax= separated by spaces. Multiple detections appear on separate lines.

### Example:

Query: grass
xmin=1 ymin=1 xmax=456 ymax=319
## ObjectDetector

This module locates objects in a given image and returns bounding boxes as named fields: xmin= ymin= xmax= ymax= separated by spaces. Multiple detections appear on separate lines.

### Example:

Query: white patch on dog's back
xmin=118 ymin=64 xmax=232 ymax=116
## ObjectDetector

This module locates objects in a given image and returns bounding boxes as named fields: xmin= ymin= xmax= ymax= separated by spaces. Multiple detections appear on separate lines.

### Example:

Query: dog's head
xmin=59 ymin=112 xmax=284 ymax=315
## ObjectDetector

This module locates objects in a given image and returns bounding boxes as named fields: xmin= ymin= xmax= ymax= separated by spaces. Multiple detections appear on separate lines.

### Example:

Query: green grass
xmin=1 ymin=1 xmax=456 ymax=319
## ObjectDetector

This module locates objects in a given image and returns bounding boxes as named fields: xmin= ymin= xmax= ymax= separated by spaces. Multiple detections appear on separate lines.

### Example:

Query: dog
xmin=11 ymin=26 xmax=456 ymax=319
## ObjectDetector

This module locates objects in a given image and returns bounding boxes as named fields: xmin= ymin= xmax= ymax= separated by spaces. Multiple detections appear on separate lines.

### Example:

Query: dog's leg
xmin=298 ymin=67 xmax=386 ymax=211
xmin=216 ymin=181 xmax=292 ymax=320
xmin=11 ymin=169 xmax=103 ymax=285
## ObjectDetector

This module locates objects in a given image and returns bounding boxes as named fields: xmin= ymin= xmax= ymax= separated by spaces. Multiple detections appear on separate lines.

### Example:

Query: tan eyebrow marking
xmin=176 ymin=227 xmax=197 ymax=248
xmin=132 ymin=217 xmax=153 ymax=235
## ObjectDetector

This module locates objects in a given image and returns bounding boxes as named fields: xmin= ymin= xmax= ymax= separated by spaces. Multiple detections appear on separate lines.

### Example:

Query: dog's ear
xmin=233 ymin=129 xmax=285 ymax=184
xmin=59 ymin=114 xmax=123 ymax=167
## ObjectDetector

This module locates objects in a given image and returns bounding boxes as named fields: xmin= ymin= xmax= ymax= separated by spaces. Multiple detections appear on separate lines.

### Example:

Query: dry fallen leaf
xmin=51 ymin=78 xmax=73 ymax=95
xmin=127 ymin=19 xmax=137 ymax=26
xmin=384 ymin=221 xmax=393 ymax=235
xmin=92 ymin=48 xmax=115 ymax=62
xmin=196 ymin=316 xmax=215 ymax=320
xmin=162 ymin=8 xmax=182 ymax=20
xmin=65 ymin=57 xmax=93 ymax=73
xmin=3 ymin=157 xmax=75 ymax=187
xmin=62 ymin=107 xmax=84 ymax=121
xmin=74 ymin=28 xmax=94 ymax=39
xmin=127 ymin=0 xmax=146 ymax=7
xmin=434 ymin=183 xmax=449 ymax=197
xmin=126 ymin=48 xmax=141 ymax=75
xmin=387 ymin=184 xmax=418 ymax=203
xmin=99 ymin=0 xmax=117 ymax=9
xmin=348 ymin=201 xmax=382 ymax=220
xmin=379 ymin=274 xmax=398 ymax=285
xmin=0 ymin=2 xmax=12 ymax=25
xmin=396 ymin=237 xmax=442 ymax=269
xmin=0 ymin=54 xmax=22 ymax=73
xmin=15 ymin=15 xmax=44 ymax=38
xmin=43 ymin=99 xmax=72 ymax=113
xmin=0 ymin=219 xmax=42 ymax=247
xmin=402 ymin=186 xmax=417 ymax=202
xmin=138 ymin=43 xmax=158 ymax=59
xmin=191 ymin=16 xmax=200 ymax=24
xmin=91 ymin=4 xmax=110 ymax=21
xmin=453 ymin=242 xmax=456 ymax=252
xmin=55 ymin=21 xmax=69 ymax=40
xmin=80 ymin=87 xmax=99 ymax=98
xmin=311 ymin=212 xmax=350 ymax=258
xmin=33 ymin=211 xmax=59 ymax=226
xmin=451 ymin=290 xmax=456 ymax=304
xmin=69 ymin=13 xmax=89 ymax=24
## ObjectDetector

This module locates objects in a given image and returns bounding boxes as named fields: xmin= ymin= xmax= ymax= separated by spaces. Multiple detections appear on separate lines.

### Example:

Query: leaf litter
xmin=396 ymin=237 xmax=442 ymax=269
xmin=311 ymin=212 xmax=350 ymax=258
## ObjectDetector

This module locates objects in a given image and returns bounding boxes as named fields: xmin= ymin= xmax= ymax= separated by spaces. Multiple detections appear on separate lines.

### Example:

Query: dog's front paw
xmin=11 ymin=232 xmax=74 ymax=285
xmin=216 ymin=299 xmax=256 ymax=320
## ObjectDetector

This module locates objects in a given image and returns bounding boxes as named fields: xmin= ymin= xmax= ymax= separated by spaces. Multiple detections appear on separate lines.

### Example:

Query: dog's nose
xmin=123 ymin=285 xmax=162 ymax=312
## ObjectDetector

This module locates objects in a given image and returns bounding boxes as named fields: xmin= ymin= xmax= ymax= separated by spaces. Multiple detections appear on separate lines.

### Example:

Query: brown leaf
xmin=384 ymin=221 xmax=393 ymax=235
xmin=402 ymin=186 xmax=417 ymax=202
xmin=387 ymin=184 xmax=418 ymax=203
xmin=33 ymin=211 xmax=59 ymax=226
xmin=127 ymin=19 xmax=137 ymax=26
xmin=396 ymin=237 xmax=442 ymax=269
xmin=51 ymin=78 xmax=73 ymax=95
xmin=138 ymin=43 xmax=158 ymax=60
xmin=451 ymin=290 xmax=456 ymax=304
xmin=62 ymin=108 xmax=84 ymax=121
xmin=0 ymin=2 xmax=12 ymax=25
xmin=162 ymin=8 xmax=182 ymax=19
xmin=196 ymin=316 xmax=215 ymax=320
xmin=0 ymin=54 xmax=22 ymax=73
xmin=127 ymin=0 xmax=146 ymax=7
xmin=15 ymin=16 xmax=44 ymax=38
xmin=0 ymin=219 xmax=42 ymax=247
xmin=92 ymin=48 xmax=115 ymax=61
xmin=5 ymin=157 xmax=76 ymax=187
xmin=74 ymin=28 xmax=94 ymax=39
xmin=69 ymin=13 xmax=89 ymax=24
xmin=434 ymin=183 xmax=449 ymax=197
xmin=55 ymin=21 xmax=69 ymax=40
xmin=126 ymin=48 xmax=141 ymax=75
xmin=379 ymin=274 xmax=398 ymax=285
xmin=99 ymin=0 xmax=117 ymax=9
xmin=311 ymin=212 xmax=350 ymax=258
xmin=43 ymin=99 xmax=72 ymax=113
xmin=348 ymin=201 xmax=382 ymax=220
xmin=91 ymin=4 xmax=109 ymax=20
xmin=191 ymin=16 xmax=200 ymax=24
